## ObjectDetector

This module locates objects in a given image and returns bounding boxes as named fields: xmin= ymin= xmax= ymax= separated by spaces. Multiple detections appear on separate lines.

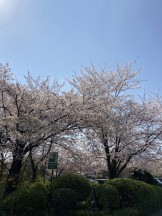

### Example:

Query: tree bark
xmin=102 ymin=133 xmax=118 ymax=179
xmin=4 ymin=155 xmax=23 ymax=197
xmin=4 ymin=140 xmax=25 ymax=197
xmin=109 ymin=159 xmax=118 ymax=179
xmin=0 ymin=160 xmax=5 ymax=181
xmin=29 ymin=150 xmax=37 ymax=182
xmin=102 ymin=133 xmax=119 ymax=179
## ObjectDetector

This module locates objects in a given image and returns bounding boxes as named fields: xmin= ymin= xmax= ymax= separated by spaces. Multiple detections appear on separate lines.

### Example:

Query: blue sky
xmin=0 ymin=0 xmax=162 ymax=93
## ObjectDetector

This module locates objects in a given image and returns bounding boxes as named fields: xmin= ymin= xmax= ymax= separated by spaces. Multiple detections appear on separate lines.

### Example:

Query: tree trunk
xmin=4 ymin=154 xmax=23 ymax=197
xmin=0 ymin=152 xmax=6 ymax=181
xmin=102 ymin=133 xmax=118 ymax=179
xmin=109 ymin=159 xmax=118 ymax=179
xmin=31 ymin=163 xmax=37 ymax=183
xmin=29 ymin=150 xmax=37 ymax=182
xmin=0 ymin=161 xmax=5 ymax=181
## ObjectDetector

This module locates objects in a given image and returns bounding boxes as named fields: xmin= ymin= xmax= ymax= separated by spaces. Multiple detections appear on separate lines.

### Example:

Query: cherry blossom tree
xmin=1 ymin=62 xmax=161 ymax=196
xmin=0 ymin=64 xmax=77 ymax=196
xmin=69 ymin=64 xmax=162 ymax=179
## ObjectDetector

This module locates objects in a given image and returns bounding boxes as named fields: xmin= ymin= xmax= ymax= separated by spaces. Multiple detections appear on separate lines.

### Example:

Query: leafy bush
xmin=53 ymin=173 xmax=91 ymax=201
xmin=28 ymin=181 xmax=49 ymax=194
xmin=69 ymin=209 xmax=107 ymax=216
xmin=2 ymin=182 xmax=48 ymax=213
xmin=105 ymin=178 xmax=139 ymax=208
xmin=106 ymin=178 xmax=162 ymax=215
xmin=0 ymin=180 xmax=5 ymax=202
xmin=112 ymin=207 xmax=138 ymax=216
xmin=93 ymin=183 xmax=119 ymax=210
xmin=152 ymin=185 xmax=162 ymax=209
xmin=77 ymin=200 xmax=90 ymax=210
xmin=52 ymin=188 xmax=77 ymax=216
xmin=0 ymin=210 xmax=7 ymax=216
xmin=131 ymin=181 xmax=154 ymax=215
xmin=137 ymin=184 xmax=162 ymax=215
xmin=69 ymin=208 xmax=138 ymax=216
xmin=10 ymin=208 xmax=47 ymax=216
xmin=131 ymin=169 xmax=157 ymax=185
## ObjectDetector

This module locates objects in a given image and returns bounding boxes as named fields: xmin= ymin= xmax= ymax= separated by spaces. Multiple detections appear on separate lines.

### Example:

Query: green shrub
xmin=105 ymin=178 xmax=139 ymax=208
xmin=53 ymin=173 xmax=91 ymax=201
xmin=106 ymin=178 xmax=162 ymax=215
xmin=0 ymin=180 xmax=5 ymax=202
xmin=11 ymin=208 xmax=47 ymax=216
xmin=69 ymin=209 xmax=107 ymax=216
xmin=52 ymin=188 xmax=77 ymax=216
xmin=131 ymin=169 xmax=157 ymax=185
xmin=132 ymin=181 xmax=154 ymax=215
xmin=0 ymin=210 xmax=7 ymax=216
xmin=2 ymin=182 xmax=48 ymax=213
xmin=137 ymin=184 xmax=162 ymax=215
xmin=28 ymin=181 xmax=49 ymax=194
xmin=152 ymin=185 xmax=162 ymax=209
xmin=93 ymin=184 xmax=120 ymax=210
xmin=112 ymin=207 xmax=138 ymax=216
xmin=77 ymin=200 xmax=90 ymax=210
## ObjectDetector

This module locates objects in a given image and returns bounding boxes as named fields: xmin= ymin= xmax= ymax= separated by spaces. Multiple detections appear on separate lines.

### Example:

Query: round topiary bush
xmin=137 ymin=184 xmax=162 ymax=215
xmin=105 ymin=178 xmax=162 ymax=215
xmin=151 ymin=185 xmax=162 ymax=209
xmin=93 ymin=183 xmax=120 ymax=210
xmin=2 ymin=182 xmax=48 ymax=214
xmin=52 ymin=188 xmax=77 ymax=215
xmin=53 ymin=173 xmax=91 ymax=201
xmin=105 ymin=178 xmax=143 ymax=208
xmin=132 ymin=181 xmax=155 ymax=215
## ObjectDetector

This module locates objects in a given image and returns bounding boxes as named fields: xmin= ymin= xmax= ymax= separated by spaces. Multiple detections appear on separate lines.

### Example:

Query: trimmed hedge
xmin=92 ymin=183 xmax=120 ymax=210
xmin=52 ymin=188 xmax=77 ymax=216
xmin=105 ymin=178 xmax=162 ymax=216
xmin=105 ymin=178 xmax=140 ymax=207
xmin=53 ymin=173 xmax=91 ymax=201
xmin=112 ymin=207 xmax=138 ymax=216
xmin=2 ymin=182 xmax=48 ymax=214
xmin=152 ymin=185 xmax=162 ymax=209
xmin=69 ymin=209 xmax=107 ymax=216
xmin=1 ymin=177 xmax=162 ymax=216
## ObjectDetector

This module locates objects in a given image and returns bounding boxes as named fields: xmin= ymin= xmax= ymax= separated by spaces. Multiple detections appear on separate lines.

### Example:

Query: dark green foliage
xmin=0 ymin=210 xmax=7 ymax=216
xmin=9 ymin=209 xmax=47 ymax=216
xmin=77 ymin=200 xmax=90 ymax=210
xmin=106 ymin=178 xmax=146 ymax=207
xmin=53 ymin=173 xmax=91 ymax=201
xmin=138 ymin=185 xmax=162 ymax=215
xmin=1 ymin=177 xmax=162 ymax=216
xmin=112 ymin=207 xmax=138 ymax=216
xmin=19 ymin=181 xmax=49 ymax=195
xmin=2 ymin=182 xmax=48 ymax=214
xmin=131 ymin=182 xmax=156 ymax=215
xmin=69 ymin=209 xmax=108 ymax=216
xmin=152 ymin=185 xmax=162 ymax=208
xmin=0 ymin=180 xmax=5 ymax=201
xmin=69 ymin=208 xmax=138 ymax=216
xmin=93 ymin=183 xmax=120 ymax=210
xmin=52 ymin=188 xmax=77 ymax=216
xmin=106 ymin=178 xmax=162 ymax=216
xmin=131 ymin=169 xmax=157 ymax=185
